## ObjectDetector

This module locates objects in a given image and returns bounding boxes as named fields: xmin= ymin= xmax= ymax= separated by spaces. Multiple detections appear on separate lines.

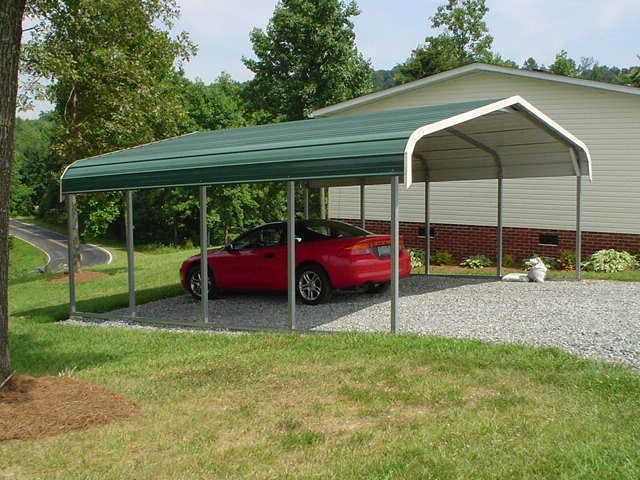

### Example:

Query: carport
xmin=60 ymin=96 xmax=592 ymax=332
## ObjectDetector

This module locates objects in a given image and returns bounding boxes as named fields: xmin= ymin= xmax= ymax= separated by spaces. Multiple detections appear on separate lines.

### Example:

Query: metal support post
xmin=287 ymin=181 xmax=296 ymax=329
xmin=425 ymin=181 xmax=430 ymax=276
xmin=360 ymin=180 xmax=366 ymax=229
xmin=497 ymin=177 xmax=504 ymax=278
xmin=199 ymin=186 xmax=208 ymax=323
xmin=576 ymin=176 xmax=582 ymax=280
xmin=390 ymin=176 xmax=400 ymax=333
xmin=125 ymin=190 xmax=136 ymax=317
xmin=66 ymin=194 xmax=76 ymax=314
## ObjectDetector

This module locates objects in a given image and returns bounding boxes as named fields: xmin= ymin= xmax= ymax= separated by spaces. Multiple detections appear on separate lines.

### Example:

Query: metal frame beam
xmin=287 ymin=181 xmax=296 ymax=329
xmin=390 ymin=176 xmax=400 ymax=333
xmin=66 ymin=194 xmax=77 ymax=314
xmin=199 ymin=186 xmax=208 ymax=323
xmin=446 ymin=128 xmax=504 ymax=277
xmin=125 ymin=190 xmax=136 ymax=317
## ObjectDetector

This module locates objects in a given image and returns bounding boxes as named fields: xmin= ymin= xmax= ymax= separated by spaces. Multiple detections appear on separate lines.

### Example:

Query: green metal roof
xmin=60 ymin=97 xmax=591 ymax=195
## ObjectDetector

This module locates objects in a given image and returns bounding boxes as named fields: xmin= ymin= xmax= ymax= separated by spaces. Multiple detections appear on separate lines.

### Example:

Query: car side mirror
xmin=225 ymin=243 xmax=234 ymax=251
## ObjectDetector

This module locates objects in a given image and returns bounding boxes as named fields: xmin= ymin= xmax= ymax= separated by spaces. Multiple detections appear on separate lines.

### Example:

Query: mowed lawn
xmin=3 ymin=239 xmax=640 ymax=479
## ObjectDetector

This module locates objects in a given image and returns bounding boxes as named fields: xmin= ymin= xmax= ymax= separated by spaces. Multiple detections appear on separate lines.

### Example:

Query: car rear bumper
xmin=327 ymin=250 xmax=411 ymax=290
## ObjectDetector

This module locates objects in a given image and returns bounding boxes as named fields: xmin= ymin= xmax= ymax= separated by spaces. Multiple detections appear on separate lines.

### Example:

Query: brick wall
xmin=335 ymin=218 xmax=640 ymax=263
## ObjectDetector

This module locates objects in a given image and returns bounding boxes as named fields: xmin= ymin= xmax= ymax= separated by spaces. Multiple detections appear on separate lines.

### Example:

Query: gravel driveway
xmin=69 ymin=275 xmax=640 ymax=370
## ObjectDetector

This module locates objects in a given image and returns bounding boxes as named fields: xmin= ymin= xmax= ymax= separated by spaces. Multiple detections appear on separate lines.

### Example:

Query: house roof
xmin=311 ymin=63 xmax=640 ymax=118
xmin=60 ymin=96 xmax=591 ymax=196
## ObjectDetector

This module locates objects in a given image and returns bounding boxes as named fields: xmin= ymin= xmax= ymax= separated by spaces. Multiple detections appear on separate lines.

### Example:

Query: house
xmin=311 ymin=63 xmax=640 ymax=262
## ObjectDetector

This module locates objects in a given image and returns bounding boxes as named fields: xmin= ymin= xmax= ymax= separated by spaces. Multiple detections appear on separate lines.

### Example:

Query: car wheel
xmin=296 ymin=264 xmax=332 ymax=305
xmin=187 ymin=264 xmax=217 ymax=300
xmin=365 ymin=282 xmax=389 ymax=295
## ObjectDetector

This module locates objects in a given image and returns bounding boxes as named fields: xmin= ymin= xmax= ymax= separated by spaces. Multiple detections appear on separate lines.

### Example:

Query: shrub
xmin=8 ymin=235 xmax=15 ymax=251
xmin=501 ymin=254 xmax=515 ymax=268
xmin=431 ymin=250 xmax=454 ymax=266
xmin=461 ymin=254 xmax=492 ymax=269
xmin=522 ymin=254 xmax=556 ymax=270
xmin=407 ymin=248 xmax=425 ymax=269
xmin=557 ymin=250 xmax=576 ymax=270
xmin=581 ymin=249 xmax=638 ymax=273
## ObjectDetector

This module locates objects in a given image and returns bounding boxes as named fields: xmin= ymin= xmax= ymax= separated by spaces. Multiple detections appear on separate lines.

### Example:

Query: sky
xmin=172 ymin=0 xmax=640 ymax=83
xmin=19 ymin=0 xmax=640 ymax=118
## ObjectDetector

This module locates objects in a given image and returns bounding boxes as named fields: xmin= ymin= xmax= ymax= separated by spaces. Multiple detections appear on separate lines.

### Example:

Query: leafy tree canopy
xmin=548 ymin=50 xmax=578 ymax=77
xmin=395 ymin=0 xmax=514 ymax=84
xmin=22 ymin=0 xmax=197 ymax=240
xmin=243 ymin=0 xmax=372 ymax=122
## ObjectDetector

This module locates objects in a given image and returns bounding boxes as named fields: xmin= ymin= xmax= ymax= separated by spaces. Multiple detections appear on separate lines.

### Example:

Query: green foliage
xmin=501 ymin=254 xmax=515 ymax=268
xmin=557 ymin=249 xmax=576 ymax=271
xmin=431 ymin=250 xmax=454 ymax=266
xmin=522 ymin=255 xmax=556 ymax=270
xmin=548 ymin=50 xmax=578 ymax=77
xmin=22 ymin=0 xmax=197 ymax=238
xmin=407 ymin=248 xmax=426 ymax=269
xmin=242 ymin=0 xmax=372 ymax=122
xmin=177 ymin=73 xmax=248 ymax=132
xmin=11 ymin=115 xmax=57 ymax=216
xmin=460 ymin=254 xmax=492 ymax=269
xmin=581 ymin=249 xmax=639 ymax=273
xmin=396 ymin=0 xmax=510 ymax=83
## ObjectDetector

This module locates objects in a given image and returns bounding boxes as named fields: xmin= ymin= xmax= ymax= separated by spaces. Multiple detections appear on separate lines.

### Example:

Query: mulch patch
xmin=47 ymin=271 xmax=109 ymax=283
xmin=0 ymin=375 xmax=139 ymax=442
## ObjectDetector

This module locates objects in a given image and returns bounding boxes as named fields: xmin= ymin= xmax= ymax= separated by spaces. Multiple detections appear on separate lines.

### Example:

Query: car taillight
xmin=338 ymin=242 xmax=372 ymax=256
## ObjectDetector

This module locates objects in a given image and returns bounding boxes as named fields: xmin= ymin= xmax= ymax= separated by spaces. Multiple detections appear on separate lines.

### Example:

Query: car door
xmin=213 ymin=225 xmax=286 ymax=290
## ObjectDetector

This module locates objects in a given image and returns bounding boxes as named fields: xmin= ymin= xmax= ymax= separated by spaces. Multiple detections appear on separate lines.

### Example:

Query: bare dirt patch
xmin=0 ymin=375 xmax=139 ymax=442
xmin=47 ymin=271 xmax=109 ymax=283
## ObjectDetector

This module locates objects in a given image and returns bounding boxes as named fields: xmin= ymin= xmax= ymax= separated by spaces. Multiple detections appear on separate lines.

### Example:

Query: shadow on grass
xmin=9 ymin=330 xmax=122 ymax=377
xmin=11 ymin=284 xmax=184 ymax=322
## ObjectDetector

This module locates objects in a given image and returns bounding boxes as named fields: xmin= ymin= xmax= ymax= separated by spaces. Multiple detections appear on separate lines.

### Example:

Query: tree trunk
xmin=0 ymin=0 xmax=27 ymax=385
xmin=69 ymin=24 xmax=82 ymax=272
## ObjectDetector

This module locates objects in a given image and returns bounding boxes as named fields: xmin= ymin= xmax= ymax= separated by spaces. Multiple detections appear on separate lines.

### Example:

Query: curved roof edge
xmin=403 ymin=95 xmax=592 ymax=187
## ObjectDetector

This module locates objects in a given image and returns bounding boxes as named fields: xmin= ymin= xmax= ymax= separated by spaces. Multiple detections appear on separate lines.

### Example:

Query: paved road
xmin=9 ymin=219 xmax=113 ymax=272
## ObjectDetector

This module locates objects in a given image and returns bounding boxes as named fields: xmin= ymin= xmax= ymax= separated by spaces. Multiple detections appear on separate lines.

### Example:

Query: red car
xmin=180 ymin=219 xmax=411 ymax=305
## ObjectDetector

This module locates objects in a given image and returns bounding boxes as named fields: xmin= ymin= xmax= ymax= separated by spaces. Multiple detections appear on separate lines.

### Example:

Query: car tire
xmin=365 ymin=282 xmax=389 ymax=295
xmin=296 ymin=264 xmax=332 ymax=305
xmin=187 ymin=264 xmax=218 ymax=300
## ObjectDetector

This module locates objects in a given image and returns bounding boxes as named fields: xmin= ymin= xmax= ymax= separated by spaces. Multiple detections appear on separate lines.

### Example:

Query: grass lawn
xmin=3 ymin=228 xmax=640 ymax=479
xmin=8 ymin=236 xmax=48 ymax=280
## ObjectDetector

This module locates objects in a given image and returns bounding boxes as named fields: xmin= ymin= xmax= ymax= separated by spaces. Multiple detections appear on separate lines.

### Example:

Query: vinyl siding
xmin=328 ymin=71 xmax=640 ymax=235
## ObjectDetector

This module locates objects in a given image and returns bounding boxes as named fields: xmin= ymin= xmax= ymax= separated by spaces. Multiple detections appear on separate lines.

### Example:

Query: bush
xmin=522 ymin=254 xmax=556 ymax=270
xmin=581 ymin=249 xmax=639 ymax=273
xmin=501 ymin=254 xmax=515 ymax=268
xmin=431 ymin=250 xmax=454 ymax=266
xmin=407 ymin=248 xmax=425 ymax=269
xmin=8 ymin=235 xmax=15 ymax=251
xmin=557 ymin=250 xmax=576 ymax=270
xmin=461 ymin=254 xmax=492 ymax=269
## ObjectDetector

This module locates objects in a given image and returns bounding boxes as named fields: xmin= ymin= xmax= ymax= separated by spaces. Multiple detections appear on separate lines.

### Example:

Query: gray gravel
xmin=63 ymin=276 xmax=640 ymax=370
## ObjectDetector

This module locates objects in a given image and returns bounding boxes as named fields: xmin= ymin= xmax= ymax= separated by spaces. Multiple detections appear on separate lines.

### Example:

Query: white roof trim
xmin=403 ymin=95 xmax=593 ymax=188
xmin=311 ymin=63 xmax=640 ymax=118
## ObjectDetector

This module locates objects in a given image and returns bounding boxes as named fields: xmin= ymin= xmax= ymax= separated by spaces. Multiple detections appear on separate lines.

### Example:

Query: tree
xmin=11 ymin=115 xmax=57 ymax=216
xmin=22 ymin=0 xmax=196 ymax=263
xmin=548 ymin=50 xmax=578 ymax=77
xmin=1 ymin=0 xmax=27 ymax=386
xmin=522 ymin=57 xmax=540 ymax=71
xmin=243 ymin=0 xmax=372 ymax=122
xmin=396 ymin=0 xmax=501 ymax=83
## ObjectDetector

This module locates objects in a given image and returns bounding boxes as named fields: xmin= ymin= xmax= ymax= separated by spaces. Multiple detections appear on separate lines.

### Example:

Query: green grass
xmin=3 ymin=226 xmax=640 ymax=479
xmin=8 ymin=236 xmax=48 ymax=280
